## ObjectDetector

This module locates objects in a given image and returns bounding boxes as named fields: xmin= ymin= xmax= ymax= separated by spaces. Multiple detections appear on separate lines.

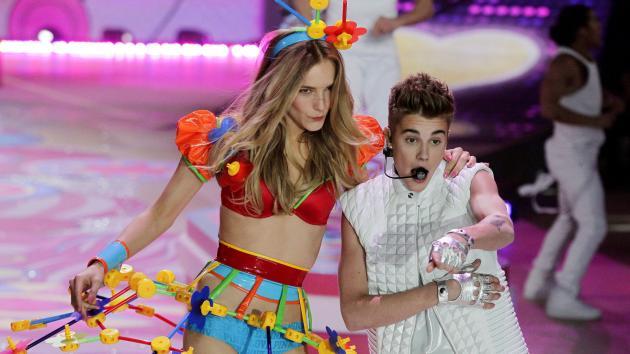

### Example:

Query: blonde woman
xmin=68 ymin=29 xmax=474 ymax=354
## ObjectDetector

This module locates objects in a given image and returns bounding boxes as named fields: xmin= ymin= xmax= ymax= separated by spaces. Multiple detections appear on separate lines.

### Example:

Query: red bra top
xmin=215 ymin=154 xmax=336 ymax=225
xmin=175 ymin=110 xmax=384 ymax=226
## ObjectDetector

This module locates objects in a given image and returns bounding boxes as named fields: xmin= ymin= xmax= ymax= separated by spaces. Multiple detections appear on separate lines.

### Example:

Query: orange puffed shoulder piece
xmin=175 ymin=110 xmax=218 ymax=181
xmin=355 ymin=115 xmax=385 ymax=166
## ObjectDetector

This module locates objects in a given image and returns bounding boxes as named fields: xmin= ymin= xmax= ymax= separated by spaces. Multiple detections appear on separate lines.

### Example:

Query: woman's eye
xmin=299 ymin=88 xmax=313 ymax=94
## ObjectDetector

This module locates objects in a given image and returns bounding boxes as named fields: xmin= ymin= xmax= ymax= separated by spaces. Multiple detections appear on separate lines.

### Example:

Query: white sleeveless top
xmin=552 ymin=46 xmax=604 ymax=146
xmin=325 ymin=0 xmax=398 ymax=54
xmin=340 ymin=162 xmax=528 ymax=354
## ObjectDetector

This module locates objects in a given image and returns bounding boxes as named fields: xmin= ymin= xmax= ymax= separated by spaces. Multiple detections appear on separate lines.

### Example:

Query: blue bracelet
xmin=88 ymin=240 xmax=129 ymax=274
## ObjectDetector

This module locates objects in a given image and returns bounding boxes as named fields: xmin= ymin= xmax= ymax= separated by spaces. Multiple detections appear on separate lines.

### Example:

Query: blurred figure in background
xmin=295 ymin=0 xmax=435 ymax=127
xmin=523 ymin=4 xmax=625 ymax=321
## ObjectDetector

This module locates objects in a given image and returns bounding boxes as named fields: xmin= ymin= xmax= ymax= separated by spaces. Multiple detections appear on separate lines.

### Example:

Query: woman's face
xmin=390 ymin=114 xmax=449 ymax=192
xmin=286 ymin=59 xmax=335 ymax=136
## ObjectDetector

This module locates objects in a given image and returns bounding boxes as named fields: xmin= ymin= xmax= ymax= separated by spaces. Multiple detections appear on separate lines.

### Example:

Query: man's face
xmin=389 ymin=114 xmax=449 ymax=192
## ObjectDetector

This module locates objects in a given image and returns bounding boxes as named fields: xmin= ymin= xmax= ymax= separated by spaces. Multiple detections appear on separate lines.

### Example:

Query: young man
xmin=523 ymin=5 xmax=625 ymax=320
xmin=339 ymin=73 xmax=527 ymax=353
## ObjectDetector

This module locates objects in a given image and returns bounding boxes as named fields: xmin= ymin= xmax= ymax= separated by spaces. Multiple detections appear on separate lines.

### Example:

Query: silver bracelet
xmin=447 ymin=228 xmax=475 ymax=249
xmin=435 ymin=279 xmax=449 ymax=304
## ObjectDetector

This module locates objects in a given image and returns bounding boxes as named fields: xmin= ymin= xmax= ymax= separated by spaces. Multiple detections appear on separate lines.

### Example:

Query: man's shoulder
xmin=341 ymin=174 xmax=389 ymax=208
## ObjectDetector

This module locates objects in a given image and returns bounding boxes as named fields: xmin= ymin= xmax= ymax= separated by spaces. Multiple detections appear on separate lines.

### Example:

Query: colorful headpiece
xmin=272 ymin=0 xmax=367 ymax=56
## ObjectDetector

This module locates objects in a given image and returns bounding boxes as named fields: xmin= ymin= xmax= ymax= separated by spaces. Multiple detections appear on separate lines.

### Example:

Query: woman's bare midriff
xmin=185 ymin=208 xmax=323 ymax=352
xmin=217 ymin=206 xmax=326 ymax=269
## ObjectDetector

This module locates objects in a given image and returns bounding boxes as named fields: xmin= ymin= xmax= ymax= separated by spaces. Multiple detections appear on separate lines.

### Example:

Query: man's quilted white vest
xmin=340 ymin=162 xmax=528 ymax=354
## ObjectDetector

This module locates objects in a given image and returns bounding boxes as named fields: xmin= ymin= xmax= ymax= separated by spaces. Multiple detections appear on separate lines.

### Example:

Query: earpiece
xmin=383 ymin=146 xmax=393 ymax=157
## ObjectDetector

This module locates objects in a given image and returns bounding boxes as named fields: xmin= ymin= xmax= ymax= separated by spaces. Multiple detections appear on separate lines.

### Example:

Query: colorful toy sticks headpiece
xmin=272 ymin=0 xmax=367 ymax=57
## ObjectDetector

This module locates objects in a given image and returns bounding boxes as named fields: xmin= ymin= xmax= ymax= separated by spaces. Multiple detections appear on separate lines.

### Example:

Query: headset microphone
xmin=382 ymin=147 xmax=428 ymax=181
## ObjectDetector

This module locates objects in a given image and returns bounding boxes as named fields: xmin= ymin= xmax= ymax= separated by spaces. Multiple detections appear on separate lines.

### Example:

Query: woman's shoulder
xmin=175 ymin=110 xmax=239 ymax=182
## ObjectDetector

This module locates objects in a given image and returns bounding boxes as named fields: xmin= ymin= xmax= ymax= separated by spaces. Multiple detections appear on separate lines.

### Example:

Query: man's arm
xmin=293 ymin=0 xmax=312 ymax=19
xmin=540 ymin=55 xmax=615 ymax=128
xmin=427 ymin=170 xmax=514 ymax=272
xmin=465 ymin=171 xmax=514 ymax=250
xmin=339 ymin=214 xmax=460 ymax=331
xmin=396 ymin=0 xmax=435 ymax=27
xmin=373 ymin=0 xmax=434 ymax=36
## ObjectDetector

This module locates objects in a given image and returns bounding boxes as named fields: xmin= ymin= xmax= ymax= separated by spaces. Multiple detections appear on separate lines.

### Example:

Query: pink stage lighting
xmin=0 ymin=40 xmax=259 ymax=59
xmin=537 ymin=7 xmax=551 ymax=18
xmin=468 ymin=4 xmax=482 ymax=15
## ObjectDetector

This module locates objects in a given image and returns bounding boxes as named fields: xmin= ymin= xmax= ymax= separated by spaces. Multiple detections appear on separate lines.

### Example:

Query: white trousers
xmin=532 ymin=136 xmax=607 ymax=297
xmin=342 ymin=51 xmax=400 ymax=128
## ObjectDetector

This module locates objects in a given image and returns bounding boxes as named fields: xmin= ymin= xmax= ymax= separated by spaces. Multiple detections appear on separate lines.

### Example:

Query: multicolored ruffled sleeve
xmin=175 ymin=110 xmax=218 ymax=182
xmin=355 ymin=115 xmax=385 ymax=166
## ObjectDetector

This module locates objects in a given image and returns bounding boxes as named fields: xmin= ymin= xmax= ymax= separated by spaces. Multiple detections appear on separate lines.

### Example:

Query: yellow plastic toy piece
xmin=29 ymin=323 xmax=46 ymax=330
xmin=317 ymin=340 xmax=335 ymax=354
xmin=156 ymin=269 xmax=176 ymax=284
xmin=119 ymin=264 xmax=134 ymax=281
xmin=6 ymin=336 xmax=16 ymax=349
xmin=306 ymin=331 xmax=324 ymax=344
xmin=310 ymin=0 xmax=329 ymax=10
xmin=86 ymin=313 xmax=106 ymax=328
xmin=175 ymin=290 xmax=192 ymax=305
xmin=99 ymin=328 xmax=120 ymax=344
xmin=337 ymin=336 xmax=357 ymax=354
xmin=209 ymin=303 xmax=228 ymax=317
xmin=10 ymin=320 xmax=31 ymax=332
xmin=59 ymin=343 xmax=79 ymax=352
xmin=134 ymin=304 xmax=155 ymax=317
xmin=182 ymin=346 xmax=194 ymax=354
xmin=108 ymin=289 xmax=129 ymax=313
xmin=307 ymin=20 xmax=327 ymax=39
xmin=246 ymin=313 xmax=261 ymax=328
xmin=334 ymin=32 xmax=353 ymax=50
xmin=129 ymin=272 xmax=147 ymax=291
xmin=200 ymin=300 xmax=212 ymax=316
xmin=284 ymin=328 xmax=304 ymax=343
xmin=168 ymin=283 xmax=187 ymax=293
xmin=136 ymin=278 xmax=157 ymax=299
xmin=60 ymin=325 xmax=79 ymax=352
xmin=260 ymin=312 xmax=276 ymax=329
xmin=150 ymin=336 xmax=171 ymax=354
xmin=6 ymin=337 xmax=26 ymax=354
xmin=103 ymin=269 xmax=122 ymax=289
xmin=226 ymin=162 xmax=240 ymax=176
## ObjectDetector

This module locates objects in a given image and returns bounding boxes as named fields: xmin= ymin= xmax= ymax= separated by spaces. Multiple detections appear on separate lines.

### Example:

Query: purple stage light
xmin=496 ymin=5 xmax=509 ymax=17
xmin=398 ymin=2 xmax=415 ymax=12
xmin=537 ymin=7 xmax=550 ymax=18
xmin=510 ymin=6 xmax=522 ymax=17
xmin=523 ymin=6 xmax=536 ymax=17
xmin=468 ymin=4 xmax=482 ymax=15
xmin=482 ymin=5 xmax=495 ymax=16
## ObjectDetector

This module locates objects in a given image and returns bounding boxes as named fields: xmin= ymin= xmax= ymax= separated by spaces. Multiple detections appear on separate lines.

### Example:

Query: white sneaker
xmin=523 ymin=268 xmax=553 ymax=301
xmin=546 ymin=286 xmax=602 ymax=321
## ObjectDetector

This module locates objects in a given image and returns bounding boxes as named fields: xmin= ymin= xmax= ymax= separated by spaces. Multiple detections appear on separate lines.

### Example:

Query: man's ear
xmin=384 ymin=126 xmax=392 ymax=146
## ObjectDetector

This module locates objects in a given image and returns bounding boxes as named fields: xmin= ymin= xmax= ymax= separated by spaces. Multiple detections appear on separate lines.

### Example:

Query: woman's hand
xmin=443 ymin=147 xmax=476 ymax=178
xmin=69 ymin=263 xmax=105 ymax=320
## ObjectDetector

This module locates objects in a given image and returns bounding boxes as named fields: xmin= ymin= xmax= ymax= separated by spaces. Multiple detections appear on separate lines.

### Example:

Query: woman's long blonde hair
xmin=209 ymin=29 xmax=368 ymax=214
